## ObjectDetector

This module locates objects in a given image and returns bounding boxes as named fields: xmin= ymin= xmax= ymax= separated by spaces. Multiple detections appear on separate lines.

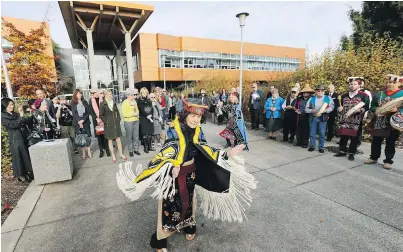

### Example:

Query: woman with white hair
xmin=122 ymin=88 xmax=141 ymax=157
xmin=100 ymin=89 xmax=127 ymax=163
xmin=264 ymin=88 xmax=284 ymax=140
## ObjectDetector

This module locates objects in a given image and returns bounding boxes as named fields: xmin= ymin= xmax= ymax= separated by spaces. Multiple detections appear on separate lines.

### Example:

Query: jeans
xmin=124 ymin=121 xmax=140 ymax=152
xmin=309 ymin=117 xmax=327 ymax=150
xmin=370 ymin=129 xmax=399 ymax=164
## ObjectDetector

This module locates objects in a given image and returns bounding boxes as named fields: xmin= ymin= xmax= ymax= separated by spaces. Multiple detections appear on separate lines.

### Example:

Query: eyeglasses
xmin=150 ymin=96 xmax=156 ymax=98
xmin=291 ymin=91 xmax=296 ymax=93
xmin=134 ymin=94 xmax=138 ymax=96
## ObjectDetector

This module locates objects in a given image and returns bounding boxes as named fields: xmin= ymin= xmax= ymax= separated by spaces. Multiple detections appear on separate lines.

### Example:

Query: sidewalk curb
xmin=1 ymin=181 xmax=44 ymax=252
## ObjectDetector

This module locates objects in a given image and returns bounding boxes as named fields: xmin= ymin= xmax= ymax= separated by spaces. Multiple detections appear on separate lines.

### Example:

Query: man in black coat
xmin=200 ymin=89 xmax=209 ymax=124
xmin=248 ymin=82 xmax=264 ymax=130
xmin=325 ymin=84 xmax=340 ymax=141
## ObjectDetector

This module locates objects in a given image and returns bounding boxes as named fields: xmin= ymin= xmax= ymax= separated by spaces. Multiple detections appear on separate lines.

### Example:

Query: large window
xmin=158 ymin=49 xmax=300 ymax=72
xmin=72 ymin=53 xmax=129 ymax=90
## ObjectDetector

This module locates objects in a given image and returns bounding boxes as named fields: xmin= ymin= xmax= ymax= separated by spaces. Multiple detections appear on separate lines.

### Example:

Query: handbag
xmin=27 ymin=131 xmax=43 ymax=147
xmin=95 ymin=125 xmax=104 ymax=135
xmin=74 ymin=128 xmax=91 ymax=147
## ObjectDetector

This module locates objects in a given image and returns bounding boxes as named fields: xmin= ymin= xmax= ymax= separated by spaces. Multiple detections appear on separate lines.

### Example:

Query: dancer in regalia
xmin=364 ymin=74 xmax=403 ymax=169
xmin=218 ymin=92 xmax=249 ymax=150
xmin=334 ymin=77 xmax=370 ymax=161
xmin=116 ymin=98 xmax=257 ymax=252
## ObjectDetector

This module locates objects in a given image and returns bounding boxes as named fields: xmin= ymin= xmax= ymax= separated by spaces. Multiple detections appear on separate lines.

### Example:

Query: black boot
xmin=105 ymin=148 xmax=111 ymax=157
xmin=334 ymin=152 xmax=346 ymax=157
xmin=17 ymin=175 xmax=28 ymax=183
xmin=348 ymin=154 xmax=355 ymax=161
xmin=129 ymin=151 xmax=134 ymax=157
xmin=26 ymin=171 xmax=34 ymax=181
xmin=99 ymin=149 xmax=105 ymax=158
xmin=148 ymin=136 xmax=155 ymax=151
xmin=144 ymin=136 xmax=149 ymax=153
xmin=224 ymin=139 xmax=232 ymax=148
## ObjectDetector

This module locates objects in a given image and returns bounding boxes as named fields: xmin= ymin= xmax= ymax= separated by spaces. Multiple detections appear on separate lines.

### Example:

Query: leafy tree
xmin=342 ymin=2 xmax=403 ymax=50
xmin=362 ymin=2 xmax=403 ymax=42
xmin=2 ymin=18 xmax=56 ymax=98
xmin=275 ymin=35 xmax=403 ymax=95
xmin=1 ymin=125 xmax=12 ymax=176
xmin=52 ymin=40 xmax=74 ymax=94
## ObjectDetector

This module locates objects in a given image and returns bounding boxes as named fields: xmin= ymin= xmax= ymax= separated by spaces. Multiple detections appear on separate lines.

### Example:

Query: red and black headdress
xmin=387 ymin=74 xmax=403 ymax=83
xmin=182 ymin=98 xmax=208 ymax=116
xmin=347 ymin=76 xmax=365 ymax=85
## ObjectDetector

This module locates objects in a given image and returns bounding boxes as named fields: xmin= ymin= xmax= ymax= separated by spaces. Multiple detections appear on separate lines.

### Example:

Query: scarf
xmin=34 ymin=98 xmax=42 ymax=109
xmin=77 ymin=102 xmax=85 ymax=117
xmin=91 ymin=96 xmax=103 ymax=119
xmin=106 ymin=98 xmax=114 ymax=111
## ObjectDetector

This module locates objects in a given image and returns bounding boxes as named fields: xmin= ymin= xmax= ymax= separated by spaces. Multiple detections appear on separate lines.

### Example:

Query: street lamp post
xmin=1 ymin=47 xmax=14 ymax=99
xmin=236 ymin=12 xmax=249 ymax=108
xmin=162 ymin=54 xmax=166 ymax=90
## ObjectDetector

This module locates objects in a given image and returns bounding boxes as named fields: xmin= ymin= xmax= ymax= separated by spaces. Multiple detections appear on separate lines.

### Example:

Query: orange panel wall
xmin=134 ymin=33 xmax=305 ymax=83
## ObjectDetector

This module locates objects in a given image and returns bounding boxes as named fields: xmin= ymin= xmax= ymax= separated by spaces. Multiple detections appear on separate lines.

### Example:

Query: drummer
xmin=334 ymin=78 xmax=370 ymax=161
xmin=364 ymin=74 xmax=403 ymax=169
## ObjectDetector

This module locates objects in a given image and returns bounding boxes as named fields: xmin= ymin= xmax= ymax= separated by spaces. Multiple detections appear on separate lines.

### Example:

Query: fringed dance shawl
xmin=117 ymin=117 xmax=257 ymax=223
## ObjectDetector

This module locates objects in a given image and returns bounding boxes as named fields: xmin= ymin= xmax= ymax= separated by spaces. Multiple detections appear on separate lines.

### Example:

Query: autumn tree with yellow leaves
xmin=275 ymin=35 xmax=403 ymax=94
xmin=2 ymin=18 xmax=56 ymax=98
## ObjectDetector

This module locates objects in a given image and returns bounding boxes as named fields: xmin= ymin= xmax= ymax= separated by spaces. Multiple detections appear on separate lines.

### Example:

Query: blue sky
xmin=1 ymin=1 xmax=362 ymax=56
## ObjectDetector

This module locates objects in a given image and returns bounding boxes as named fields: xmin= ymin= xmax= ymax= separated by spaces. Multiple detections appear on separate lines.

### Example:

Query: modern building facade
xmin=58 ymin=1 xmax=154 ymax=92
xmin=132 ymin=33 xmax=305 ymax=89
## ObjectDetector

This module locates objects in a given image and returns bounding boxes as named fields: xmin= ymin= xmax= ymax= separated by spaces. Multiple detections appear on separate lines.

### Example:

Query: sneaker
xmin=308 ymin=147 xmax=315 ymax=152
xmin=348 ymin=154 xmax=355 ymax=161
xmin=319 ymin=149 xmax=325 ymax=153
xmin=383 ymin=163 xmax=392 ymax=170
xmin=364 ymin=159 xmax=377 ymax=164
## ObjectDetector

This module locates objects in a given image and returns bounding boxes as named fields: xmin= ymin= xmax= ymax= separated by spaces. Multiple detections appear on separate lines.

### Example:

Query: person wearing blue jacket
xmin=264 ymin=88 xmax=284 ymax=140
xmin=305 ymin=85 xmax=335 ymax=153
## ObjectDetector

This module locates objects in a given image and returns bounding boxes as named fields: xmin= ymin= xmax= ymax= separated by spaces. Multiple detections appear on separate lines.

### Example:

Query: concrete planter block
xmin=29 ymin=139 xmax=73 ymax=185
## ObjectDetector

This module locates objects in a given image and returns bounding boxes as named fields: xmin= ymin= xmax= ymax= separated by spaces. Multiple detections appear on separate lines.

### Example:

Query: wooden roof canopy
xmin=58 ymin=1 xmax=153 ymax=50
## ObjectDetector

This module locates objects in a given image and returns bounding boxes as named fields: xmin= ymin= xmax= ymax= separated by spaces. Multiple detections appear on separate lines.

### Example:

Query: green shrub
xmin=1 ymin=125 xmax=12 ymax=176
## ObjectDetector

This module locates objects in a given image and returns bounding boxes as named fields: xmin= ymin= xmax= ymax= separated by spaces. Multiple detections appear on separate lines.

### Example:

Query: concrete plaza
xmin=2 ymin=122 xmax=403 ymax=252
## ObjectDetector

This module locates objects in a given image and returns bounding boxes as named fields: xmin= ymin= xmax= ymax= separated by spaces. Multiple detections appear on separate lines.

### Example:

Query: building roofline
xmin=138 ymin=32 xmax=305 ymax=50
